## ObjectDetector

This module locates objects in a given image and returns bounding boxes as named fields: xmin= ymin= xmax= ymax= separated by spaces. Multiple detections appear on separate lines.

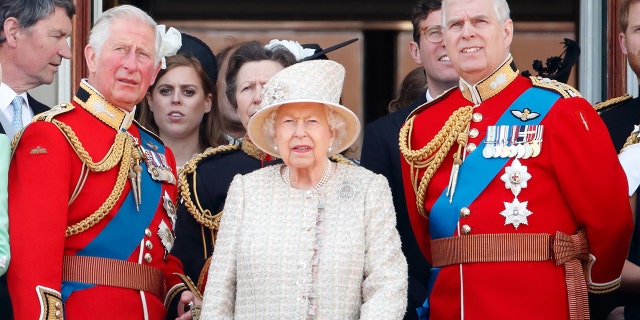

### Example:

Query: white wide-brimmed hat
xmin=247 ymin=59 xmax=360 ymax=158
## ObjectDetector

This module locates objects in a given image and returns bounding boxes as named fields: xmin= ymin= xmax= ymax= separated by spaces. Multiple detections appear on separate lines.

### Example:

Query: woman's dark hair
xmin=388 ymin=67 xmax=427 ymax=113
xmin=225 ymin=41 xmax=297 ymax=110
xmin=138 ymin=54 xmax=227 ymax=149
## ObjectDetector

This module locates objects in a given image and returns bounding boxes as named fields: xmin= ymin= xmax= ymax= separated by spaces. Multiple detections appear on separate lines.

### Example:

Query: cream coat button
xmin=145 ymin=240 xmax=153 ymax=250
xmin=461 ymin=225 xmax=471 ymax=234
xmin=472 ymin=112 xmax=483 ymax=122
xmin=460 ymin=207 xmax=471 ymax=218
xmin=144 ymin=253 xmax=152 ymax=263
xmin=467 ymin=143 xmax=477 ymax=152
xmin=469 ymin=128 xmax=479 ymax=138
xmin=145 ymin=229 xmax=152 ymax=238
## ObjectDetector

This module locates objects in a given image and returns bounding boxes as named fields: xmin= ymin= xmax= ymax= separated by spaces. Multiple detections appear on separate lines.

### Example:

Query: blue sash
xmin=62 ymin=129 xmax=164 ymax=301
xmin=417 ymin=87 xmax=560 ymax=319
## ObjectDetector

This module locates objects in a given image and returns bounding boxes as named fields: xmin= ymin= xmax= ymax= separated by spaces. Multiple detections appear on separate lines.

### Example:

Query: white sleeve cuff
xmin=618 ymin=142 xmax=640 ymax=196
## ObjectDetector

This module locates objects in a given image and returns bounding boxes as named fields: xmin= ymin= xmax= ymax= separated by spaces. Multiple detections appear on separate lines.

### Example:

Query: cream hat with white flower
xmin=247 ymin=59 xmax=360 ymax=158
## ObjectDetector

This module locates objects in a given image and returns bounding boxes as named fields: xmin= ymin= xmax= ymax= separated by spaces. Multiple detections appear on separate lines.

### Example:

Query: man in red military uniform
xmin=399 ymin=0 xmax=633 ymax=319
xmin=7 ymin=5 xmax=195 ymax=319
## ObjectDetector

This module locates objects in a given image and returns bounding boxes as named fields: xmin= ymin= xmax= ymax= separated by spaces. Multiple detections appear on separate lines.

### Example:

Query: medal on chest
xmin=162 ymin=191 xmax=177 ymax=229
xmin=157 ymin=220 xmax=175 ymax=258
xmin=142 ymin=142 xmax=177 ymax=185
xmin=499 ymin=158 xmax=533 ymax=229
xmin=483 ymin=125 xmax=544 ymax=159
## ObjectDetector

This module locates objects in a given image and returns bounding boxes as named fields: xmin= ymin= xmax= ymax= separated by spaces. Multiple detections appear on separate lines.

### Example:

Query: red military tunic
xmin=8 ymin=82 xmax=186 ymax=319
xmin=400 ymin=57 xmax=633 ymax=319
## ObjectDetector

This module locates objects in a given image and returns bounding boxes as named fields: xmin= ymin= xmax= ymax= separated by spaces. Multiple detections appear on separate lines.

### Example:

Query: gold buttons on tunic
xmin=472 ymin=112 xmax=483 ymax=123
xmin=469 ymin=128 xmax=479 ymax=138
xmin=144 ymin=253 xmax=152 ymax=263
xmin=460 ymin=207 xmax=471 ymax=218
xmin=461 ymin=225 xmax=471 ymax=234
xmin=145 ymin=228 xmax=152 ymax=238
xmin=145 ymin=240 xmax=153 ymax=250
xmin=467 ymin=143 xmax=477 ymax=152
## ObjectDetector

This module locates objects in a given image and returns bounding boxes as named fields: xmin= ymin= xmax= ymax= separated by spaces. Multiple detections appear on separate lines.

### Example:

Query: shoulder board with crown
xmin=407 ymin=86 xmax=458 ymax=120
xmin=530 ymin=76 xmax=582 ymax=99
xmin=178 ymin=144 xmax=240 ymax=230
xmin=33 ymin=103 xmax=75 ymax=122
xmin=13 ymin=103 xmax=74 ymax=153
xmin=593 ymin=94 xmax=633 ymax=114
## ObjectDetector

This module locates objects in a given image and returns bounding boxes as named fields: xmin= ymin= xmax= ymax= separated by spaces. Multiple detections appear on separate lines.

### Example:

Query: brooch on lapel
xmin=338 ymin=181 xmax=356 ymax=202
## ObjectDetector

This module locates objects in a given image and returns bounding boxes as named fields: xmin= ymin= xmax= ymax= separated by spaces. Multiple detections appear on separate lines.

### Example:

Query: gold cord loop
xmin=399 ymin=106 xmax=473 ymax=217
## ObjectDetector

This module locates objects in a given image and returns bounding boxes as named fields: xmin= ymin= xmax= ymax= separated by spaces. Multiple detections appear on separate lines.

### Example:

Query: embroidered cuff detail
xmin=164 ymin=282 xmax=186 ymax=308
xmin=585 ymin=254 xmax=622 ymax=294
xmin=36 ymin=286 xmax=63 ymax=320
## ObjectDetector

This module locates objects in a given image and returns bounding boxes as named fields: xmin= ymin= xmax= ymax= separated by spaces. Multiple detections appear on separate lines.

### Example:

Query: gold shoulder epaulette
xmin=12 ymin=103 xmax=74 ymax=153
xmin=530 ymin=76 xmax=582 ymax=99
xmin=179 ymin=144 xmax=240 ymax=230
xmin=407 ymin=86 xmax=458 ymax=119
xmin=33 ymin=103 xmax=74 ymax=122
xmin=594 ymin=94 xmax=633 ymax=113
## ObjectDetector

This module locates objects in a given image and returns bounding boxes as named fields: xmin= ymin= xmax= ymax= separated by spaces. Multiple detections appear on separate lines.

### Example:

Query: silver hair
xmin=0 ymin=0 xmax=76 ymax=43
xmin=88 ymin=5 xmax=162 ymax=64
xmin=264 ymin=104 xmax=345 ymax=154
xmin=442 ymin=0 xmax=511 ymax=25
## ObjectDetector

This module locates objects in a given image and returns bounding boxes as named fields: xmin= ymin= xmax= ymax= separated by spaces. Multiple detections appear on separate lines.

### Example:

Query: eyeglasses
xmin=419 ymin=25 xmax=443 ymax=43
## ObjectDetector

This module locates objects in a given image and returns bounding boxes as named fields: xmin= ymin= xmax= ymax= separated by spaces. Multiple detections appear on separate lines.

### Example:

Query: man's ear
xmin=85 ymin=44 xmax=97 ymax=73
xmin=620 ymin=32 xmax=629 ymax=55
xmin=3 ymin=17 xmax=20 ymax=48
xmin=503 ymin=19 xmax=514 ymax=49
xmin=146 ymin=92 xmax=155 ymax=111
xmin=149 ymin=60 xmax=162 ymax=85
xmin=409 ymin=41 xmax=423 ymax=65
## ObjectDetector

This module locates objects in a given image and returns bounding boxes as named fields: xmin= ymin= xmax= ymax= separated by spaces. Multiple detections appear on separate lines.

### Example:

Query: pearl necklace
xmin=283 ymin=158 xmax=333 ymax=190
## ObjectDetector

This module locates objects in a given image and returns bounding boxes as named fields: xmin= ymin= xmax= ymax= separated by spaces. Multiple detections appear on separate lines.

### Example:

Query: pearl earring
xmin=328 ymin=146 xmax=332 ymax=152
xmin=274 ymin=145 xmax=278 ymax=151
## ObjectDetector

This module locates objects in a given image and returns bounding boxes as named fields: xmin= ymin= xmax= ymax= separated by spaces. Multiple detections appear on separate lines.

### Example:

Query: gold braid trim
xmin=399 ymin=106 xmax=473 ymax=218
xmin=329 ymin=153 xmax=355 ymax=165
xmin=53 ymin=119 xmax=126 ymax=172
xmin=622 ymin=127 xmax=640 ymax=151
xmin=52 ymin=120 xmax=133 ymax=237
xmin=178 ymin=144 xmax=239 ymax=230
xmin=241 ymin=139 xmax=270 ymax=160
xmin=594 ymin=94 xmax=632 ymax=113
xmin=65 ymin=133 xmax=133 ymax=237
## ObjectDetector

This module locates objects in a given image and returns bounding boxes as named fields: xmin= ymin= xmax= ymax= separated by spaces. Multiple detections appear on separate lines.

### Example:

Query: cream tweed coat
xmin=201 ymin=163 xmax=408 ymax=319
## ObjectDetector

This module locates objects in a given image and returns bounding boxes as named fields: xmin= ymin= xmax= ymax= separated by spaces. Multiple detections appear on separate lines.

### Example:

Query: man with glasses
xmin=360 ymin=1 xmax=458 ymax=319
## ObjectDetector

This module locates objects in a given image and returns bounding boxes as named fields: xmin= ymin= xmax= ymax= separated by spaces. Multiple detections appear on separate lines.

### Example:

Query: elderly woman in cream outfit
xmin=200 ymin=59 xmax=407 ymax=319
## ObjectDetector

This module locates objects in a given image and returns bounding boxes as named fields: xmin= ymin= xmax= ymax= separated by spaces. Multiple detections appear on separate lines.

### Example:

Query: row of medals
xmin=481 ymin=124 xmax=543 ymax=159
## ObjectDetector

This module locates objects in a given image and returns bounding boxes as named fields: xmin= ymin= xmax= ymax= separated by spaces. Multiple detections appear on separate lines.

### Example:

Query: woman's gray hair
xmin=88 ymin=5 xmax=162 ymax=64
xmin=263 ymin=104 xmax=346 ymax=153
xmin=0 ymin=0 xmax=76 ymax=43
xmin=442 ymin=0 xmax=511 ymax=25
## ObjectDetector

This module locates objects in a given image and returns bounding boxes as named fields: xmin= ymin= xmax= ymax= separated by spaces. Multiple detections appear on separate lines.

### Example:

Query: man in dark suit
xmin=0 ymin=0 xmax=75 ymax=318
xmin=359 ymin=1 xmax=458 ymax=319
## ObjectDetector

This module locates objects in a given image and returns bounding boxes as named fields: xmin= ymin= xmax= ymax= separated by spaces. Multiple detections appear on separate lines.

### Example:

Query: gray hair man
xmin=8 ymin=4 xmax=197 ymax=319
xmin=0 ymin=1 xmax=75 ymax=319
